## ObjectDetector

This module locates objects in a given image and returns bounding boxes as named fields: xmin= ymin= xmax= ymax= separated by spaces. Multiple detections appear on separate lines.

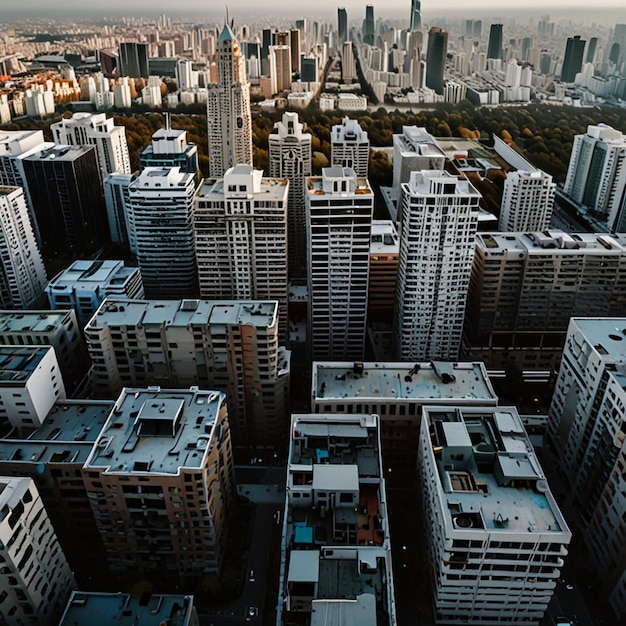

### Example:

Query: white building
xmin=50 ymin=112 xmax=131 ymax=180
xmin=330 ymin=117 xmax=370 ymax=178
xmin=393 ymin=171 xmax=480 ymax=361
xmin=194 ymin=165 xmax=289 ymax=340
xmin=341 ymin=41 xmax=356 ymax=80
xmin=206 ymin=24 xmax=252 ymax=177
xmin=127 ymin=167 xmax=198 ymax=298
xmin=547 ymin=318 xmax=626 ymax=619
xmin=103 ymin=172 xmax=133 ymax=244
xmin=306 ymin=168 xmax=373 ymax=361
xmin=268 ymin=112 xmax=312 ymax=282
xmin=392 ymin=126 xmax=445 ymax=191
xmin=563 ymin=123 xmax=626 ymax=232
xmin=0 ymin=476 xmax=75 ymax=626
xmin=419 ymin=405 xmax=570 ymax=625
xmin=45 ymin=260 xmax=144 ymax=326
xmin=276 ymin=413 xmax=397 ymax=626
xmin=176 ymin=58 xmax=197 ymax=90
xmin=113 ymin=80 xmax=132 ymax=109
xmin=498 ymin=169 xmax=555 ymax=231
xmin=0 ymin=346 xmax=65 ymax=429
xmin=337 ymin=93 xmax=368 ymax=111
xmin=0 ymin=187 xmax=47 ymax=310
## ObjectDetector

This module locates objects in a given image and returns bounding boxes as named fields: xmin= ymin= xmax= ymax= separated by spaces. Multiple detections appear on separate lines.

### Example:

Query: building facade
xmin=330 ymin=117 xmax=369 ymax=178
xmin=426 ymin=27 xmax=448 ymax=95
xmin=368 ymin=220 xmax=399 ymax=322
xmin=392 ymin=126 xmax=445 ymax=192
xmin=498 ymin=169 xmax=555 ymax=232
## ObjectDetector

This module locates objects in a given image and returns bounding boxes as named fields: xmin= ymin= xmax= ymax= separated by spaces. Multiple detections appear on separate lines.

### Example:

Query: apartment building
xmin=368 ymin=220 xmax=399 ymax=323
xmin=392 ymin=126 xmax=445 ymax=191
xmin=0 ymin=476 xmax=75 ymax=626
xmin=103 ymin=172 xmax=133 ymax=245
xmin=312 ymin=361 xmax=497 ymax=470
xmin=277 ymin=413 xmax=397 ymax=625
xmin=84 ymin=298 xmax=290 ymax=450
xmin=139 ymin=119 xmax=198 ymax=176
xmin=419 ymin=405 xmax=570 ymax=625
xmin=330 ymin=117 xmax=370 ymax=178
xmin=498 ymin=169 xmax=555 ymax=232
xmin=82 ymin=387 xmax=235 ymax=577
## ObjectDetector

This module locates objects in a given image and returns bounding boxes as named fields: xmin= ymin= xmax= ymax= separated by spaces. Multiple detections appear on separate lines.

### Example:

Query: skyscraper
xmin=306 ymin=168 xmax=374 ymax=361
xmin=561 ymin=35 xmax=586 ymax=82
xmin=139 ymin=115 xmax=198 ymax=176
xmin=268 ymin=45 xmax=292 ymax=93
xmin=393 ymin=171 xmax=480 ymax=361
xmin=118 ymin=42 xmax=149 ymax=78
xmin=269 ymin=112 xmax=312 ymax=282
xmin=425 ymin=27 xmax=448 ymax=95
xmin=409 ymin=0 xmax=422 ymax=32
xmin=127 ymin=167 xmax=198 ymax=298
xmin=363 ymin=5 xmax=375 ymax=45
xmin=338 ymin=7 xmax=348 ymax=47
xmin=487 ymin=23 xmax=503 ymax=61
xmin=331 ymin=117 xmax=370 ymax=178
xmin=206 ymin=23 xmax=252 ymax=178
xmin=586 ymin=36 xmax=598 ymax=63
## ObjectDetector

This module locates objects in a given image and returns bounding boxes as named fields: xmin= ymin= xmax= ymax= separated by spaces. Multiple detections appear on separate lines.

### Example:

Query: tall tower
xmin=393 ymin=171 xmax=480 ymax=361
xmin=306 ymin=168 xmax=373 ymax=361
xmin=409 ymin=0 xmax=422 ymax=31
xmin=487 ymin=24 xmax=503 ymax=61
xmin=118 ymin=42 xmax=149 ymax=78
xmin=425 ymin=27 xmax=448 ymax=95
xmin=561 ymin=35 xmax=586 ymax=82
xmin=268 ymin=45 xmax=292 ymax=94
xmin=338 ymin=7 xmax=348 ymax=47
xmin=207 ymin=23 xmax=252 ymax=178
xmin=331 ymin=117 xmax=369 ymax=178
xmin=269 ymin=112 xmax=312 ymax=283
xmin=363 ymin=5 xmax=375 ymax=45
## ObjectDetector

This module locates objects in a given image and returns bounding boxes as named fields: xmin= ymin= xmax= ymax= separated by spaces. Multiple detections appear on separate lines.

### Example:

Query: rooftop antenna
xmin=164 ymin=111 xmax=171 ymax=131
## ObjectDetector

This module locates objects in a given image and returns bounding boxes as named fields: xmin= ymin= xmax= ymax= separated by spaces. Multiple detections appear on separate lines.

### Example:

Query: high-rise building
xmin=290 ymin=29 xmax=301 ymax=74
xmin=392 ymin=126 xmax=445 ymax=191
xmin=194 ymin=164 xmax=289 ymax=340
xmin=393 ymin=171 xmax=480 ymax=361
xmin=409 ymin=0 xmax=422 ymax=31
xmin=561 ymin=35 xmax=586 ymax=82
xmin=0 ymin=476 xmax=76 ymax=626
xmin=83 ymin=386 xmax=235 ymax=577
xmin=206 ymin=24 xmax=252 ymax=178
xmin=563 ymin=123 xmax=626 ymax=232
xmin=487 ymin=23 xmax=504 ymax=61
xmin=426 ymin=27 xmax=448 ymax=95
xmin=139 ymin=115 xmax=198 ymax=176
xmin=118 ymin=42 xmax=149 ymax=78
xmin=50 ymin=112 xmax=131 ymax=181
xmin=338 ymin=7 xmax=348 ymax=47
xmin=268 ymin=112 xmax=312 ymax=283
xmin=586 ymin=36 xmax=598 ymax=63
xmin=176 ymin=57 xmax=196 ymax=90
xmin=420 ymin=405 xmax=570 ymax=625
xmin=498 ymin=168 xmax=555 ymax=231
xmin=547 ymin=318 xmax=626 ymax=619
xmin=0 ymin=187 xmax=47 ymax=309
xmin=306 ymin=168 xmax=373 ymax=361
xmin=368 ymin=220 xmax=399 ymax=323
xmin=363 ymin=5 xmax=375 ymax=45
xmin=84 ymin=298 xmax=290 ymax=449
xmin=103 ymin=172 xmax=133 ymax=245
xmin=21 ymin=144 xmax=108 ymax=258
xmin=341 ymin=41 xmax=356 ymax=80
xmin=276 ymin=413 xmax=397 ymax=626
xmin=330 ymin=117 xmax=369 ymax=178
xmin=127 ymin=167 xmax=197 ymax=298
xmin=268 ymin=45 xmax=292 ymax=94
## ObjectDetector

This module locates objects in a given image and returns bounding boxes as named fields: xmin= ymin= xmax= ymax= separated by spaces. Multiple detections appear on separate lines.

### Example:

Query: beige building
xmin=368 ymin=220 xmax=399 ymax=322
xmin=82 ymin=386 xmax=236 ymax=577
xmin=84 ymin=297 xmax=290 ymax=451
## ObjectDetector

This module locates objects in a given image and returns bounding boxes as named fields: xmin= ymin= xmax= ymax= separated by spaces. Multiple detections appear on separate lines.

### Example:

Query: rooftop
xmin=370 ymin=220 xmax=399 ymax=254
xmin=313 ymin=361 xmax=496 ymax=403
xmin=0 ymin=310 xmax=73 ymax=334
xmin=25 ymin=144 xmax=94 ymax=162
xmin=197 ymin=174 xmax=288 ymax=202
xmin=84 ymin=387 xmax=227 ymax=475
xmin=571 ymin=318 xmax=626 ymax=363
xmin=0 ymin=347 xmax=52 ymax=384
xmin=394 ymin=126 xmax=445 ymax=158
xmin=478 ymin=230 xmax=626 ymax=253
xmin=48 ymin=260 xmax=136 ymax=288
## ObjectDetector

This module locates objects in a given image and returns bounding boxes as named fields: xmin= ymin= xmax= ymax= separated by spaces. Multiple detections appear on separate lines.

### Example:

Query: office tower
xmin=330 ymin=117 xmax=369 ymax=178
xmin=563 ymin=123 xmax=626 ymax=232
xmin=21 ymin=145 xmax=107 ymax=258
xmin=419 ymin=405 xmax=570 ymax=625
xmin=586 ymin=36 xmax=598 ymax=63
xmin=464 ymin=231 xmax=626 ymax=373
xmin=274 ymin=31 xmax=290 ymax=46
xmin=521 ymin=36 xmax=533 ymax=62
xmin=269 ymin=45 xmax=292 ymax=93
xmin=46 ymin=260 xmax=144 ymax=326
xmin=301 ymin=55 xmax=318 ymax=82
xmin=118 ymin=42 xmax=149 ymax=78
xmin=487 ymin=23 xmax=503 ymax=61
xmin=176 ymin=57 xmax=196 ymax=90
xmin=561 ymin=35 xmax=585 ymax=82
xmin=306 ymin=168 xmax=373 ymax=361
xmin=498 ymin=168 xmax=555 ymax=231
xmin=392 ymin=126 xmax=445 ymax=191
xmin=290 ymin=29 xmax=301 ymax=74
xmin=393 ymin=171 xmax=480 ymax=361
xmin=0 ymin=476 xmax=76 ymax=626
xmin=338 ymin=7 xmax=348 ymax=47
xmin=0 ymin=187 xmax=46 ymax=310
xmin=103 ymin=172 xmax=132 ymax=245
xmin=426 ymin=27 xmax=448 ymax=95
xmin=608 ymin=42 xmax=621 ymax=67
xmin=547 ymin=318 xmax=626 ymax=618
xmin=85 ymin=298 xmax=289 ymax=448
xmin=127 ymin=167 xmax=197 ymax=299
xmin=206 ymin=24 xmax=252 ymax=178
xmin=276 ymin=413 xmax=397 ymax=626
xmin=368 ymin=220 xmax=398 ymax=324
xmin=99 ymin=48 xmax=118 ymax=77
xmin=50 ymin=112 xmax=131 ymax=181
xmin=363 ymin=5 xmax=375 ymax=45
xmin=408 ymin=30 xmax=424 ymax=89
xmin=139 ymin=115 xmax=198 ymax=176
xmin=341 ymin=41 xmax=356 ymax=81
xmin=83 ymin=386 xmax=235 ymax=577
xmin=409 ymin=0 xmax=422 ymax=31
xmin=60 ymin=593 xmax=199 ymax=626
xmin=269 ymin=112 xmax=312 ymax=283
xmin=261 ymin=28 xmax=273 ymax=74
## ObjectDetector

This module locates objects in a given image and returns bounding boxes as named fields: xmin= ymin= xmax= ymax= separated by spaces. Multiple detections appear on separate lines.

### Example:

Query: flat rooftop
xmin=24 ymin=144 xmax=94 ymax=162
xmin=59 ymin=591 xmax=195 ymax=626
xmin=196 ymin=176 xmax=288 ymax=201
xmin=478 ymin=231 xmax=626 ymax=253
xmin=0 ymin=310 xmax=72 ymax=334
xmin=370 ymin=220 xmax=399 ymax=254
xmin=425 ymin=406 xmax=569 ymax=535
xmin=84 ymin=388 xmax=226 ymax=475
xmin=0 ymin=347 xmax=51 ymax=384
xmin=87 ymin=298 xmax=277 ymax=329
xmin=571 ymin=318 xmax=626 ymax=363
xmin=313 ymin=361 xmax=497 ymax=403
xmin=395 ymin=127 xmax=445 ymax=157
xmin=48 ymin=260 xmax=132 ymax=287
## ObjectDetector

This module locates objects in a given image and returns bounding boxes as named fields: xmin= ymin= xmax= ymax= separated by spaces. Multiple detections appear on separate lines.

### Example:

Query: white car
xmin=246 ymin=606 xmax=258 ymax=621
